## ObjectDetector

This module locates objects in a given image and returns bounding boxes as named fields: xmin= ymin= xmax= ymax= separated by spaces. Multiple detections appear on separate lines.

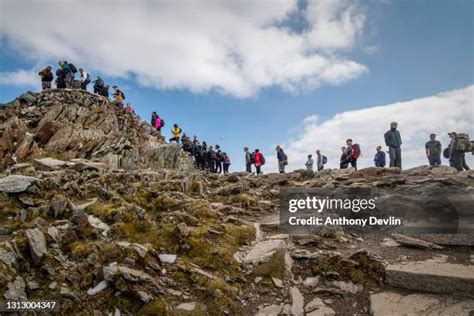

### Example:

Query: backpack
xmin=442 ymin=148 xmax=450 ymax=159
xmin=160 ymin=119 xmax=165 ymax=128
xmin=250 ymin=153 xmax=256 ymax=164
xmin=351 ymin=144 xmax=361 ymax=159
xmin=120 ymin=91 xmax=126 ymax=100
xmin=322 ymin=155 xmax=327 ymax=164
xmin=260 ymin=154 xmax=266 ymax=165
xmin=69 ymin=63 xmax=78 ymax=73
xmin=455 ymin=133 xmax=472 ymax=152
xmin=224 ymin=156 xmax=231 ymax=164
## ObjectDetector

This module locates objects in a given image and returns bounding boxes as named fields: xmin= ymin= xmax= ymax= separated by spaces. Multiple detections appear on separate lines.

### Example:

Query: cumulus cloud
xmin=0 ymin=0 xmax=368 ymax=97
xmin=266 ymin=85 xmax=474 ymax=172
xmin=0 ymin=69 xmax=39 ymax=89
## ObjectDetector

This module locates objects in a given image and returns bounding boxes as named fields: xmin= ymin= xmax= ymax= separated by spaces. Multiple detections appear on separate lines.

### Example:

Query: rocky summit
xmin=0 ymin=90 xmax=474 ymax=315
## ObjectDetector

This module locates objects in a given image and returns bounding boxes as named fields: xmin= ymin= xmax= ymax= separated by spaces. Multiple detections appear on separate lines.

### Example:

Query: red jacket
xmin=255 ymin=152 xmax=263 ymax=167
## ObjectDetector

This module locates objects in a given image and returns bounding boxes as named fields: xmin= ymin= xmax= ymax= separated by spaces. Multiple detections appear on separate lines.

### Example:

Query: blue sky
xmin=0 ymin=0 xmax=473 ymax=171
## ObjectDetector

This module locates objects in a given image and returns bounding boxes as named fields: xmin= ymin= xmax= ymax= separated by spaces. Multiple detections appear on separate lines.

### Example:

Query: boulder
xmin=25 ymin=228 xmax=47 ymax=264
xmin=0 ymin=175 xmax=39 ymax=193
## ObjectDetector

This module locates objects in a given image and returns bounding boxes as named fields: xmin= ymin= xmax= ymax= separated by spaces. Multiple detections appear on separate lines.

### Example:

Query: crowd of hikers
xmin=38 ymin=63 xmax=472 ymax=175
xmin=245 ymin=122 xmax=472 ymax=175
xmin=39 ymin=61 xmax=129 ymax=109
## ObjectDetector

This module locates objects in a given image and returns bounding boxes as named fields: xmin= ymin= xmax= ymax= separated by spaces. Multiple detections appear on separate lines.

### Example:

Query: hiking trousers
xmin=452 ymin=152 xmax=470 ymax=171
xmin=245 ymin=162 xmax=252 ymax=173
xmin=389 ymin=147 xmax=402 ymax=168
xmin=223 ymin=164 xmax=230 ymax=174
xmin=278 ymin=161 xmax=285 ymax=173
xmin=428 ymin=155 xmax=441 ymax=166
xmin=42 ymin=81 xmax=52 ymax=90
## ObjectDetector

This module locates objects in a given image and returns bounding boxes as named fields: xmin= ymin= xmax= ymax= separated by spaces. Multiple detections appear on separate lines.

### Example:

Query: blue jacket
xmin=374 ymin=151 xmax=386 ymax=167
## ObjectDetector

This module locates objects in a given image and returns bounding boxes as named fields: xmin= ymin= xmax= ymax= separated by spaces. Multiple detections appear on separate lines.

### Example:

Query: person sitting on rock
xmin=374 ymin=146 xmax=386 ymax=167
xmin=38 ymin=66 xmax=53 ymax=90
xmin=79 ymin=68 xmax=91 ymax=91
xmin=112 ymin=86 xmax=125 ymax=106
xmin=169 ymin=124 xmax=181 ymax=143
xmin=305 ymin=154 xmax=314 ymax=173
xmin=223 ymin=152 xmax=231 ymax=174
xmin=340 ymin=146 xmax=349 ymax=169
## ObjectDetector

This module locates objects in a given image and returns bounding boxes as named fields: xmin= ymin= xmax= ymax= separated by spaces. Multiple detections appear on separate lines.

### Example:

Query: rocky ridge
xmin=0 ymin=90 xmax=473 ymax=315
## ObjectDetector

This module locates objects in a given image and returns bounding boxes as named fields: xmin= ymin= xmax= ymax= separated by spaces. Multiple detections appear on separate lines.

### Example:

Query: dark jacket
xmin=277 ymin=149 xmax=287 ymax=162
xmin=374 ymin=151 xmax=386 ymax=167
xmin=384 ymin=128 xmax=402 ymax=148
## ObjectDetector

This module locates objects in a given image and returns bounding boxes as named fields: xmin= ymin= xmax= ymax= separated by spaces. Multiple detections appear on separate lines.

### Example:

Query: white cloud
xmin=265 ymin=85 xmax=474 ymax=172
xmin=0 ymin=69 xmax=39 ymax=89
xmin=0 ymin=0 xmax=368 ymax=97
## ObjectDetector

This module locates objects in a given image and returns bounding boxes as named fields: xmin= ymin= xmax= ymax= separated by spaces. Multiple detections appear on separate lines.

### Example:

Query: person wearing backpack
xmin=223 ymin=152 xmax=231 ymax=174
xmin=305 ymin=154 xmax=314 ymax=173
xmin=38 ymin=65 xmax=53 ymax=90
xmin=448 ymin=132 xmax=470 ymax=171
xmin=59 ymin=61 xmax=75 ymax=88
xmin=79 ymin=68 xmax=91 ymax=90
xmin=94 ymin=76 xmax=104 ymax=94
xmin=244 ymin=147 xmax=252 ymax=173
xmin=425 ymin=133 xmax=442 ymax=166
xmin=169 ymin=124 xmax=182 ymax=143
xmin=254 ymin=149 xmax=264 ymax=175
xmin=207 ymin=145 xmax=216 ymax=172
xmin=215 ymin=145 xmax=223 ymax=173
xmin=341 ymin=139 xmax=359 ymax=170
xmin=374 ymin=146 xmax=386 ymax=167
xmin=113 ymin=86 xmax=125 ymax=106
xmin=316 ymin=149 xmax=326 ymax=171
xmin=340 ymin=147 xmax=349 ymax=169
xmin=384 ymin=122 xmax=402 ymax=168
xmin=276 ymin=145 xmax=288 ymax=173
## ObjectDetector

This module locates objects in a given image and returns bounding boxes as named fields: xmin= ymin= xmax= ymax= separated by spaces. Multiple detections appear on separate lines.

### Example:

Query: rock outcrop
xmin=0 ymin=89 xmax=473 ymax=315
xmin=0 ymin=89 xmax=194 ymax=171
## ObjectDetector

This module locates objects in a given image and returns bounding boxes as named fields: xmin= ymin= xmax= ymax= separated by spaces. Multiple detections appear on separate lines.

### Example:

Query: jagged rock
xmin=87 ymin=280 xmax=107 ymax=296
xmin=0 ymin=247 xmax=17 ymax=269
xmin=386 ymin=260 xmax=474 ymax=296
xmin=370 ymin=292 xmax=474 ymax=316
xmin=19 ymin=196 xmax=34 ymax=206
xmin=240 ymin=240 xmax=286 ymax=264
xmin=0 ymin=175 xmax=39 ymax=193
xmin=4 ymin=276 xmax=27 ymax=300
xmin=176 ymin=302 xmax=196 ymax=311
xmin=158 ymin=254 xmax=177 ymax=264
xmin=33 ymin=157 xmax=70 ymax=171
xmin=88 ymin=215 xmax=110 ymax=237
xmin=303 ymin=277 xmax=320 ymax=288
xmin=256 ymin=304 xmax=282 ymax=315
xmin=25 ymin=228 xmax=47 ymax=264
xmin=60 ymin=286 xmax=81 ymax=303
xmin=271 ymin=277 xmax=284 ymax=288
xmin=290 ymin=286 xmax=305 ymax=316
xmin=391 ymin=233 xmax=443 ymax=250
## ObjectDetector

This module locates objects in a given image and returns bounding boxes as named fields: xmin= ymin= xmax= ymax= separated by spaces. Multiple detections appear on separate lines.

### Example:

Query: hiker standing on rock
xmin=374 ymin=146 xmax=386 ymax=167
xmin=192 ymin=136 xmax=200 ymax=155
xmin=207 ymin=145 xmax=216 ymax=172
xmin=316 ymin=149 xmax=326 ymax=171
xmin=126 ymin=103 xmax=135 ymax=114
xmin=169 ymin=124 xmax=181 ymax=143
xmin=93 ymin=76 xmax=105 ymax=94
xmin=215 ymin=145 xmax=223 ymax=173
xmin=448 ymin=132 xmax=470 ymax=171
xmin=223 ymin=152 xmax=231 ymax=174
xmin=79 ymin=68 xmax=91 ymax=91
xmin=425 ymin=133 xmax=442 ymax=166
xmin=276 ymin=145 xmax=288 ymax=173
xmin=58 ymin=61 xmax=75 ymax=88
xmin=305 ymin=154 xmax=314 ymax=173
xmin=341 ymin=139 xmax=360 ymax=170
xmin=244 ymin=147 xmax=252 ymax=173
xmin=340 ymin=147 xmax=349 ymax=169
xmin=254 ymin=149 xmax=264 ymax=175
xmin=384 ymin=122 xmax=402 ymax=168
xmin=38 ymin=66 xmax=53 ymax=90
xmin=55 ymin=67 xmax=66 ymax=89
xmin=112 ymin=86 xmax=125 ymax=106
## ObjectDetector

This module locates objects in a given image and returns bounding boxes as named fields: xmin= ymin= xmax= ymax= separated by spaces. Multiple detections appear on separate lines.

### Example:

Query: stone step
xmin=386 ymin=260 xmax=474 ymax=297
xmin=370 ymin=291 xmax=474 ymax=316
